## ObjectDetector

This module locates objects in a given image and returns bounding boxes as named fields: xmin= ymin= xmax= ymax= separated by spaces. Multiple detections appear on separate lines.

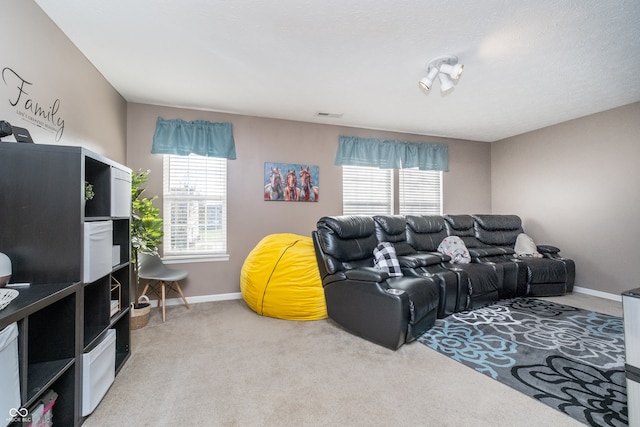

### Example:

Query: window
xmin=398 ymin=169 xmax=442 ymax=215
xmin=163 ymin=154 xmax=228 ymax=259
xmin=342 ymin=165 xmax=393 ymax=215
xmin=342 ymin=166 xmax=442 ymax=216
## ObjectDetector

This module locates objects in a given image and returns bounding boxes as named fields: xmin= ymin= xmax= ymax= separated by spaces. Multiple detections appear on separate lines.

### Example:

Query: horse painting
xmin=299 ymin=167 xmax=319 ymax=202
xmin=264 ymin=162 xmax=319 ymax=202
xmin=264 ymin=167 xmax=284 ymax=200
xmin=284 ymin=169 xmax=300 ymax=201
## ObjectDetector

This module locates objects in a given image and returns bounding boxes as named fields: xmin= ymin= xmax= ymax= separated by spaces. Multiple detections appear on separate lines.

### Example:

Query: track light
xmin=418 ymin=67 xmax=440 ymax=92
xmin=419 ymin=55 xmax=464 ymax=94
xmin=438 ymin=73 xmax=454 ymax=92
xmin=439 ymin=62 xmax=464 ymax=80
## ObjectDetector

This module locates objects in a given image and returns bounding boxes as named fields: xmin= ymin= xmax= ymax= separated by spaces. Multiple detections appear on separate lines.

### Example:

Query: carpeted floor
xmin=417 ymin=298 xmax=627 ymax=427
xmin=83 ymin=292 xmax=622 ymax=427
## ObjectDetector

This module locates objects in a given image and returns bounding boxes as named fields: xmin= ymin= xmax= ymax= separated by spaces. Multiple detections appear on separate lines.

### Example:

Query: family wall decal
xmin=2 ymin=66 xmax=65 ymax=141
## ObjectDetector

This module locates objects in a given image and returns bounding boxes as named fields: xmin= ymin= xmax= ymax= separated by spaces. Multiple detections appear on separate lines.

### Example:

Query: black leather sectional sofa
xmin=312 ymin=214 xmax=575 ymax=350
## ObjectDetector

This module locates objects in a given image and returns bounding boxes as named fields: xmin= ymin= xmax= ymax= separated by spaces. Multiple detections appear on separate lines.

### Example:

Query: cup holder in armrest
xmin=386 ymin=288 xmax=405 ymax=295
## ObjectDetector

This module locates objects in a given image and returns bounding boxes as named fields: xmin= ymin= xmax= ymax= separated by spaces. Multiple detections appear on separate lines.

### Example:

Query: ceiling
xmin=35 ymin=0 xmax=640 ymax=142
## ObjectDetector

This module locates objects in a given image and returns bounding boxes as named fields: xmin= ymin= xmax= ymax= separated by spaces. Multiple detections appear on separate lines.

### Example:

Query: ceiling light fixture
xmin=418 ymin=67 xmax=440 ymax=92
xmin=438 ymin=73 xmax=455 ymax=92
xmin=418 ymin=55 xmax=464 ymax=94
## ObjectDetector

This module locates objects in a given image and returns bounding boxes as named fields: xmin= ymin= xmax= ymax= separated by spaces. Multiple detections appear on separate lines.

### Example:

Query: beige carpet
xmin=83 ymin=293 xmax=622 ymax=427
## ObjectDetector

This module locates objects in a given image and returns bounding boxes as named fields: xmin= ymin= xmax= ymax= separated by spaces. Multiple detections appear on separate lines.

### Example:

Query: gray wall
xmin=491 ymin=102 xmax=640 ymax=297
xmin=127 ymin=103 xmax=492 ymax=297
xmin=0 ymin=0 xmax=126 ymax=163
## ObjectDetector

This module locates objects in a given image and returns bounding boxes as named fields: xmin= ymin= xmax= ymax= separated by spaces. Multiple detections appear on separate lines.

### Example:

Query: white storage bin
xmin=111 ymin=167 xmax=131 ymax=218
xmin=83 ymin=221 xmax=113 ymax=283
xmin=82 ymin=329 xmax=116 ymax=416
xmin=0 ymin=322 xmax=20 ymax=427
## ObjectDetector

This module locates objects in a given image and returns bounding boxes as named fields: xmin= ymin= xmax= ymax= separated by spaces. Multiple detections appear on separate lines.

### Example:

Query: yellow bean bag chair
xmin=240 ymin=233 xmax=327 ymax=320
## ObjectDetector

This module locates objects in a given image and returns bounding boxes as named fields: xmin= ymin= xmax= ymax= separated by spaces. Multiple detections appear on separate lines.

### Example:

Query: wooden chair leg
xmin=140 ymin=281 xmax=150 ymax=298
xmin=174 ymin=281 xmax=191 ymax=309
xmin=161 ymin=281 xmax=166 ymax=322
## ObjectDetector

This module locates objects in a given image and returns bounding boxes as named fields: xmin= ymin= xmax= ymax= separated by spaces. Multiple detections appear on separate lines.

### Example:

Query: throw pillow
xmin=373 ymin=242 xmax=403 ymax=277
xmin=437 ymin=236 xmax=471 ymax=264
xmin=514 ymin=233 xmax=543 ymax=258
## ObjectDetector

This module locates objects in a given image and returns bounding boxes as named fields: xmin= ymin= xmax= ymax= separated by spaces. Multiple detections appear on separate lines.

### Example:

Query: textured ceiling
xmin=35 ymin=0 xmax=640 ymax=142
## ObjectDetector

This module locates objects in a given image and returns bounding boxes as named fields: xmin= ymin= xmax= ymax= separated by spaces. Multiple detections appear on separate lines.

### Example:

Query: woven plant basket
xmin=131 ymin=295 xmax=151 ymax=330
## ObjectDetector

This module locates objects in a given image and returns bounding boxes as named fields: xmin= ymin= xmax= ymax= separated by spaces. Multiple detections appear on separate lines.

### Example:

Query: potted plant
xmin=131 ymin=169 xmax=163 ymax=290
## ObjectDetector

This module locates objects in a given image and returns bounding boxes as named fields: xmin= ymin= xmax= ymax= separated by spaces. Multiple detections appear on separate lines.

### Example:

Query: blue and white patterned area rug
xmin=417 ymin=297 xmax=627 ymax=427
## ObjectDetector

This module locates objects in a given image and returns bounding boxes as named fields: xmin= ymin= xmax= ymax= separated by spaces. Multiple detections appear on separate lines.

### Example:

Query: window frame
xmin=162 ymin=154 xmax=229 ymax=263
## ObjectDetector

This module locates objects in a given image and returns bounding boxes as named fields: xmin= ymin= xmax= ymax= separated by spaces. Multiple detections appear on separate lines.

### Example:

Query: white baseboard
xmin=157 ymin=287 xmax=621 ymax=307
xmin=162 ymin=292 xmax=242 ymax=307
xmin=573 ymin=286 xmax=622 ymax=302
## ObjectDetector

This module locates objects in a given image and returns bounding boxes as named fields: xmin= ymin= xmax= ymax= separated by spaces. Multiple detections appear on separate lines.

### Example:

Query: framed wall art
xmin=264 ymin=162 xmax=319 ymax=202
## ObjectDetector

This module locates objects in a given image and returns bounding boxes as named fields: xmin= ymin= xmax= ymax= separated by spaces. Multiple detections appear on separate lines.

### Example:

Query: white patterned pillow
xmin=437 ymin=236 xmax=471 ymax=264
xmin=373 ymin=242 xmax=403 ymax=277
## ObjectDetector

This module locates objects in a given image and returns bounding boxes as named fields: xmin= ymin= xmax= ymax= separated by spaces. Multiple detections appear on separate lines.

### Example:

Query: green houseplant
xmin=131 ymin=169 xmax=163 ymax=288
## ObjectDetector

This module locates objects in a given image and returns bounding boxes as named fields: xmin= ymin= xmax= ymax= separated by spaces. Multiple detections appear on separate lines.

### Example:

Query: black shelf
xmin=83 ymin=278 xmax=111 ymax=349
xmin=26 ymin=358 xmax=75 ymax=404
xmin=113 ymin=307 xmax=131 ymax=375
xmin=84 ymin=156 xmax=111 ymax=218
xmin=113 ymin=220 xmax=131 ymax=265
xmin=84 ymin=216 xmax=112 ymax=222
xmin=0 ymin=283 xmax=78 ymax=328
xmin=0 ymin=143 xmax=132 ymax=426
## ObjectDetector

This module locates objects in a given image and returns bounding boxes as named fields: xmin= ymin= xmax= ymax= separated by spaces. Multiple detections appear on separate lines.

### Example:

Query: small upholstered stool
xmin=138 ymin=253 xmax=190 ymax=322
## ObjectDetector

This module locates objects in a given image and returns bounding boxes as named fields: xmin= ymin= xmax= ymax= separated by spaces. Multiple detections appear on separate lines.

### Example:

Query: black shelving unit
xmin=1 ymin=283 xmax=78 ymax=426
xmin=0 ymin=143 xmax=132 ymax=426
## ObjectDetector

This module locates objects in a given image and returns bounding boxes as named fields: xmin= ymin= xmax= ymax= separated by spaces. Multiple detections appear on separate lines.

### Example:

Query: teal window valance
xmin=152 ymin=117 xmax=236 ymax=159
xmin=335 ymin=136 xmax=448 ymax=171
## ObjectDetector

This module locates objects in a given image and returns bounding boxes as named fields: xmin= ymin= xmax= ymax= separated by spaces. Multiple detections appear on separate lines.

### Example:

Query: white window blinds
xmin=342 ymin=165 xmax=393 ymax=215
xmin=163 ymin=154 xmax=227 ymax=257
xmin=399 ymin=169 xmax=442 ymax=215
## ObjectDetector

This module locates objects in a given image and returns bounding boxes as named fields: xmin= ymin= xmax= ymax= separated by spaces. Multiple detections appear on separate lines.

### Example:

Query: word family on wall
xmin=2 ymin=66 xmax=66 ymax=141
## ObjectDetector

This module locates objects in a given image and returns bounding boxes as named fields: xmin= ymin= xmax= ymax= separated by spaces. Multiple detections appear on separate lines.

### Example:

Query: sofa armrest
xmin=321 ymin=272 xmax=347 ymax=286
xmin=537 ymin=245 xmax=569 ymax=261
xmin=437 ymin=253 xmax=452 ymax=263
xmin=345 ymin=266 xmax=389 ymax=282
xmin=415 ymin=251 xmax=451 ymax=263
xmin=323 ymin=278 xmax=410 ymax=350
xmin=397 ymin=253 xmax=443 ymax=268
xmin=397 ymin=255 xmax=423 ymax=269
xmin=537 ymin=245 xmax=560 ymax=254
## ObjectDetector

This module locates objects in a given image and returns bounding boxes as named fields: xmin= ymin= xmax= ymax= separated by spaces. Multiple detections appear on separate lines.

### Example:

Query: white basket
xmin=0 ymin=289 xmax=18 ymax=311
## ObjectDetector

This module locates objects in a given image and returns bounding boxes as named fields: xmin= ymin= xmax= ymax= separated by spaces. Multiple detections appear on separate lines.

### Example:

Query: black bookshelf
xmin=0 ymin=143 xmax=132 ymax=426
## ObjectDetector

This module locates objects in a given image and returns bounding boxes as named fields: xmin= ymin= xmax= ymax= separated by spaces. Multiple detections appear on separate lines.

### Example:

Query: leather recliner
xmin=313 ymin=215 xmax=441 ymax=350
xmin=472 ymin=214 xmax=575 ymax=296
xmin=373 ymin=215 xmax=463 ymax=318
xmin=444 ymin=214 xmax=527 ymax=299
xmin=405 ymin=215 xmax=501 ymax=309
